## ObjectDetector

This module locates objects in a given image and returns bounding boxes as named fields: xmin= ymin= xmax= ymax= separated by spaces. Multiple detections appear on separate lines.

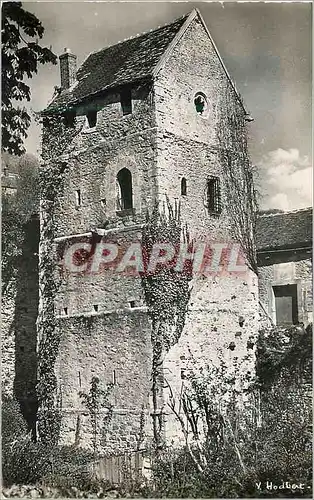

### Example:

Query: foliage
xmin=255 ymin=324 xmax=312 ymax=390
xmin=156 ymin=324 xmax=312 ymax=497
xmin=1 ymin=395 xmax=28 ymax=446
xmin=216 ymin=89 xmax=258 ymax=274
xmin=2 ymin=438 xmax=94 ymax=490
xmin=152 ymin=446 xmax=255 ymax=498
xmin=252 ymin=377 xmax=312 ymax=496
xmin=3 ymin=438 xmax=50 ymax=487
xmin=2 ymin=193 xmax=25 ymax=294
xmin=79 ymin=376 xmax=114 ymax=460
xmin=141 ymin=199 xmax=193 ymax=449
xmin=37 ymin=114 xmax=83 ymax=445
xmin=141 ymin=199 xmax=193 ymax=348
xmin=40 ymin=446 xmax=95 ymax=492
xmin=165 ymin=352 xmax=255 ymax=478
xmin=2 ymin=1 xmax=57 ymax=155
xmin=1 ymin=153 xmax=39 ymax=293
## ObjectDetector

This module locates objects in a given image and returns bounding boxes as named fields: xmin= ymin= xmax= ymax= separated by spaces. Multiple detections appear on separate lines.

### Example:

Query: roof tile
xmin=256 ymin=208 xmax=312 ymax=251
xmin=46 ymin=14 xmax=189 ymax=112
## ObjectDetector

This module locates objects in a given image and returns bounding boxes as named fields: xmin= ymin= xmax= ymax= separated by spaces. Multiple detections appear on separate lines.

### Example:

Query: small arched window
xmin=117 ymin=168 xmax=133 ymax=211
xmin=194 ymin=92 xmax=208 ymax=117
xmin=181 ymin=177 xmax=187 ymax=196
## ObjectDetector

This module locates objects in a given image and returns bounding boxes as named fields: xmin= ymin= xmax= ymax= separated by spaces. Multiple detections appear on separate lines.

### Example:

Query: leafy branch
xmin=2 ymin=1 xmax=57 ymax=155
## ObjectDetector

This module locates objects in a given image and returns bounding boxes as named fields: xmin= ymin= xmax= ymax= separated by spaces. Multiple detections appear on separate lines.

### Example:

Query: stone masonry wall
xmin=41 ymin=81 xmax=158 ymax=451
xmin=1 ymin=219 xmax=39 ymax=433
xmin=153 ymin=16 xmax=259 ymax=441
xmin=56 ymin=227 xmax=144 ymax=316
xmin=154 ymin=16 xmax=247 ymax=235
xmin=49 ymin=82 xmax=157 ymax=238
xmin=55 ymin=310 xmax=152 ymax=452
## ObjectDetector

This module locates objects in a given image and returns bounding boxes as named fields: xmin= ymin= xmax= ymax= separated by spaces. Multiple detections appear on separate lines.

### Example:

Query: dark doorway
xmin=273 ymin=284 xmax=298 ymax=325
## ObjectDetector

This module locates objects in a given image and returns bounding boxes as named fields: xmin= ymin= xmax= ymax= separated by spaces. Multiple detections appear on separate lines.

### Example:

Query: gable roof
xmin=46 ymin=13 xmax=189 ymax=113
xmin=256 ymin=208 xmax=313 ymax=252
xmin=45 ymin=9 xmax=247 ymax=115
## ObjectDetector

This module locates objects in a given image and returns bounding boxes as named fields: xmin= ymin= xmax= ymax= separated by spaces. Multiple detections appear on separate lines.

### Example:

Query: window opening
xmin=64 ymin=111 xmax=76 ymax=127
xmin=116 ymin=168 xmax=133 ymax=210
xmin=206 ymin=177 xmax=222 ymax=214
xmin=75 ymin=189 xmax=81 ymax=206
xmin=87 ymin=110 xmax=97 ymax=128
xmin=120 ymin=88 xmax=132 ymax=115
xmin=194 ymin=92 xmax=208 ymax=115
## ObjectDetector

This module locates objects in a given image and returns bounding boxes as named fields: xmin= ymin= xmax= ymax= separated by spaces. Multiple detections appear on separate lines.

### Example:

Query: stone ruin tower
xmin=39 ymin=9 xmax=259 ymax=451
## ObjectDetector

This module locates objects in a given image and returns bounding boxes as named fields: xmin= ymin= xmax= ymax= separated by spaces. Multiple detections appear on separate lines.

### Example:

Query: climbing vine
xmin=141 ymin=198 xmax=194 ymax=449
xmin=216 ymin=89 xmax=258 ymax=274
xmin=79 ymin=376 xmax=113 ymax=465
xmin=36 ymin=113 xmax=83 ymax=444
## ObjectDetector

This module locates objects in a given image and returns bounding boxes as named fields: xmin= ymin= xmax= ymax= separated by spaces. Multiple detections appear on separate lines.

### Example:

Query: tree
xmin=1 ymin=153 xmax=39 ymax=293
xmin=2 ymin=1 xmax=57 ymax=155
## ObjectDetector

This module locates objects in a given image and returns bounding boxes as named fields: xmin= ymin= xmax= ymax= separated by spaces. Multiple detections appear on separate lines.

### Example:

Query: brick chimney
xmin=59 ymin=48 xmax=77 ymax=89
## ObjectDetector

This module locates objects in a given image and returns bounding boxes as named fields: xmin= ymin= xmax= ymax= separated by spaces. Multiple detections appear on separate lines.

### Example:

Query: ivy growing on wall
xmin=79 ymin=376 xmax=113 ymax=466
xmin=216 ymin=90 xmax=258 ymax=274
xmin=36 ymin=113 xmax=83 ymax=444
xmin=141 ymin=198 xmax=194 ymax=450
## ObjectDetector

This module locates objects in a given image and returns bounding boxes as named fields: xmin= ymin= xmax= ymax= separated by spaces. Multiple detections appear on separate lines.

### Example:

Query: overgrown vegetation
xmin=37 ymin=114 xmax=83 ymax=445
xmin=79 ymin=376 xmax=114 ymax=463
xmin=141 ymin=199 xmax=193 ymax=450
xmin=2 ymin=1 xmax=56 ymax=155
xmin=150 ymin=324 xmax=312 ymax=498
xmin=2 ymin=395 xmax=99 ymax=493
xmin=216 ymin=89 xmax=258 ymax=274
xmin=1 ymin=153 xmax=39 ymax=294
xmin=3 ymin=320 xmax=311 ymax=497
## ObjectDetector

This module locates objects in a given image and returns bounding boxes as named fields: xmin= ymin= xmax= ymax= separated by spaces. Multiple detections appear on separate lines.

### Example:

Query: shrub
xmin=2 ymin=438 xmax=51 ymax=486
xmin=41 ymin=446 xmax=95 ymax=492
xmin=151 ymin=445 xmax=254 ymax=498
xmin=1 ymin=396 xmax=28 ymax=445
xmin=149 ymin=325 xmax=312 ymax=498
xmin=2 ymin=434 xmax=95 ymax=490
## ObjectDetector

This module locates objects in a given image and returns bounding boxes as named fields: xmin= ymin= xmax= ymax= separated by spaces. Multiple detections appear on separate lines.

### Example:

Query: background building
xmin=257 ymin=208 xmax=312 ymax=328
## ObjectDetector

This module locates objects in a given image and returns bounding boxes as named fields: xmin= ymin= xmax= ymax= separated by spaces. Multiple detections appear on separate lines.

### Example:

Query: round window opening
xmin=194 ymin=92 xmax=208 ymax=117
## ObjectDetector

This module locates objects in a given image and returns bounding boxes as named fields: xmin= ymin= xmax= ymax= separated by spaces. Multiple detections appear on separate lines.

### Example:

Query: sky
xmin=22 ymin=0 xmax=312 ymax=211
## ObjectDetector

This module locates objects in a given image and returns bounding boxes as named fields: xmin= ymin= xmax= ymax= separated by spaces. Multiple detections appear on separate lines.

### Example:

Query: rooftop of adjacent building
xmin=256 ymin=207 xmax=313 ymax=252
